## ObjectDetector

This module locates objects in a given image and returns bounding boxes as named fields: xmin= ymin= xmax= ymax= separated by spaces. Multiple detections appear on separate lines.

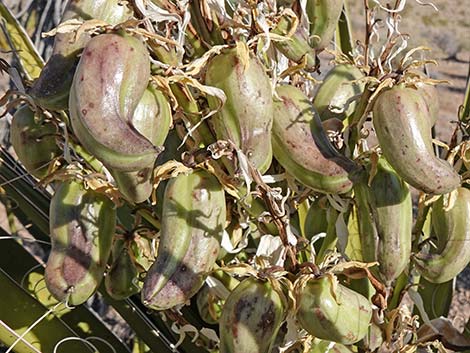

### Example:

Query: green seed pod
xmin=304 ymin=197 xmax=328 ymax=240
xmin=296 ymin=274 xmax=372 ymax=345
xmin=45 ymin=180 xmax=116 ymax=306
xmin=219 ymin=277 xmax=285 ymax=353
xmin=105 ymin=239 xmax=141 ymax=300
xmin=170 ymin=82 xmax=216 ymax=147
xmin=354 ymin=158 xmax=412 ymax=285
xmin=141 ymin=169 xmax=226 ymax=310
xmin=415 ymin=277 xmax=453 ymax=320
xmin=306 ymin=0 xmax=344 ymax=50
xmin=188 ymin=0 xmax=224 ymax=48
xmin=69 ymin=33 xmax=160 ymax=172
xmin=196 ymin=284 xmax=224 ymax=324
xmin=30 ymin=0 xmax=132 ymax=110
xmin=408 ymin=70 xmax=440 ymax=126
xmin=110 ymin=85 xmax=172 ymax=203
xmin=373 ymin=85 xmax=460 ymax=195
xmin=272 ymin=12 xmax=317 ymax=71
xmin=414 ymin=187 xmax=470 ymax=283
xmin=272 ymin=84 xmax=358 ymax=194
xmin=313 ymin=64 xmax=364 ymax=122
xmin=204 ymin=43 xmax=273 ymax=173
xmin=10 ymin=105 xmax=61 ymax=179
xmin=418 ymin=81 xmax=439 ymax=126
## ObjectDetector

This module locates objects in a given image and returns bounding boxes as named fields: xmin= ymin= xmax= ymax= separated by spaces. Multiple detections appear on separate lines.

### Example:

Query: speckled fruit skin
xmin=272 ymin=84 xmax=358 ymax=194
xmin=30 ymin=0 xmax=132 ymax=110
xmin=414 ymin=187 xmax=470 ymax=283
xmin=354 ymin=158 xmax=412 ymax=285
xmin=141 ymin=170 xmax=226 ymax=310
xmin=204 ymin=45 xmax=273 ymax=173
xmin=297 ymin=275 xmax=372 ymax=345
xmin=219 ymin=277 xmax=285 ymax=353
xmin=373 ymin=85 xmax=460 ymax=195
xmin=69 ymin=33 xmax=158 ymax=172
xmin=10 ymin=105 xmax=61 ymax=179
xmin=45 ymin=180 xmax=116 ymax=306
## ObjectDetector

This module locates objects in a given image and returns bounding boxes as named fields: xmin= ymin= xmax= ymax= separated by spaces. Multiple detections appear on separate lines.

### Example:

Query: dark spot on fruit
xmin=314 ymin=308 xmax=326 ymax=321
xmin=88 ymin=102 xmax=94 ymax=109
xmin=232 ymin=323 xmax=238 ymax=339
xmin=235 ymin=299 xmax=252 ymax=322
xmin=287 ymin=140 xmax=297 ymax=149
xmin=192 ymin=189 xmax=202 ymax=201
xmin=345 ymin=331 xmax=357 ymax=341
xmin=85 ymin=51 xmax=92 ymax=57
xmin=257 ymin=304 xmax=275 ymax=337
xmin=81 ymin=109 xmax=87 ymax=115
xmin=130 ymin=47 xmax=134 ymax=51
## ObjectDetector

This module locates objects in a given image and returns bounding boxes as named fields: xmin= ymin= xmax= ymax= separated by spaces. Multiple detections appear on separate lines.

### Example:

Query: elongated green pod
xmin=296 ymin=274 xmax=372 ymax=345
xmin=10 ymin=105 xmax=61 ymax=179
xmin=189 ymin=0 xmax=224 ymax=48
xmin=304 ymin=197 xmax=328 ymax=240
xmin=110 ymin=85 xmax=172 ymax=203
xmin=415 ymin=277 xmax=453 ymax=320
xmin=219 ymin=277 xmax=285 ymax=353
xmin=373 ymin=85 xmax=460 ymax=194
xmin=141 ymin=169 xmax=226 ymax=310
xmin=45 ymin=180 xmax=116 ymax=305
xmin=196 ymin=284 xmax=224 ymax=324
xmin=414 ymin=187 xmax=470 ymax=283
xmin=204 ymin=43 xmax=273 ymax=173
xmin=354 ymin=159 xmax=412 ymax=285
xmin=306 ymin=0 xmax=344 ymax=50
xmin=69 ymin=33 xmax=160 ymax=172
xmin=30 ymin=0 xmax=132 ymax=110
xmin=272 ymin=12 xmax=317 ymax=71
xmin=408 ymin=70 xmax=440 ymax=126
xmin=272 ymin=84 xmax=358 ymax=194
xmin=105 ymin=239 xmax=141 ymax=300
xmin=170 ymin=82 xmax=216 ymax=147
xmin=417 ymin=82 xmax=439 ymax=126
xmin=313 ymin=64 xmax=364 ymax=122
xmin=111 ymin=167 xmax=154 ymax=204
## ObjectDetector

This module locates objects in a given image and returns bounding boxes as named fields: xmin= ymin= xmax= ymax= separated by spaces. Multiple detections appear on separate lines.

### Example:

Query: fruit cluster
xmin=8 ymin=0 xmax=470 ymax=352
